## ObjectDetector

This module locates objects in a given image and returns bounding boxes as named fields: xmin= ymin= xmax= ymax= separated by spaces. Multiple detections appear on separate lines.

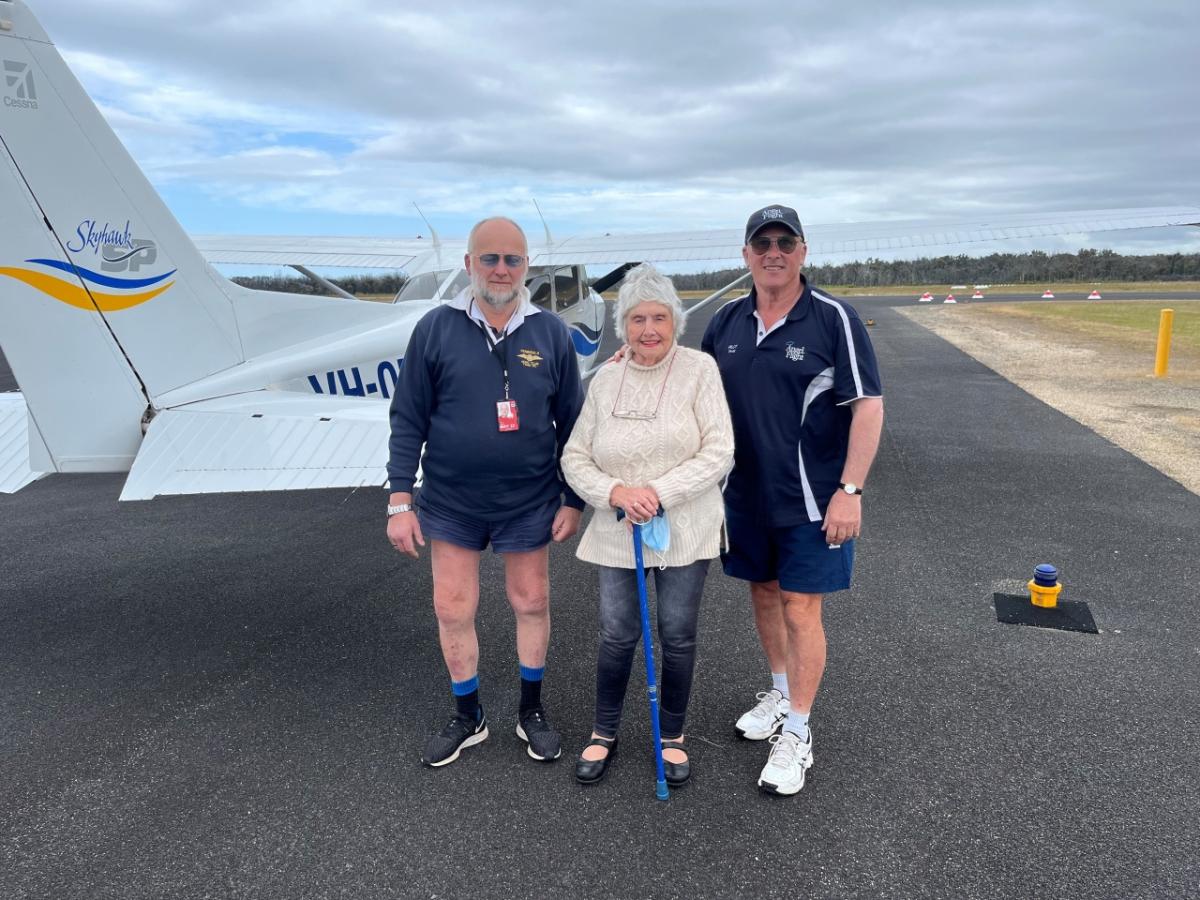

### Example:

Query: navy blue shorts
xmin=418 ymin=496 xmax=559 ymax=554
xmin=722 ymin=507 xmax=855 ymax=594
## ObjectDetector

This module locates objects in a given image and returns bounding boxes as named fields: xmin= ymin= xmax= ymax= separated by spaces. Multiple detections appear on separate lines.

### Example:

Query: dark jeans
xmin=593 ymin=559 xmax=710 ymax=739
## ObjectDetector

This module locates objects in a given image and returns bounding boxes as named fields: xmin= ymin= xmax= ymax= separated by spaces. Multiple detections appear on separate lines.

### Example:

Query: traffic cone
xmin=943 ymin=294 xmax=957 ymax=304
xmin=972 ymin=290 xmax=984 ymax=299
xmin=1041 ymin=289 xmax=1055 ymax=299
xmin=918 ymin=292 xmax=933 ymax=302
xmin=1087 ymin=289 xmax=1102 ymax=300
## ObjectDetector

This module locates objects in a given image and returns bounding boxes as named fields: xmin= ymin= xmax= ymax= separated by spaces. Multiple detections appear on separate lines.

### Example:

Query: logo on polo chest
xmin=726 ymin=344 xmax=739 ymax=354
xmin=517 ymin=348 xmax=543 ymax=368
xmin=784 ymin=342 xmax=806 ymax=361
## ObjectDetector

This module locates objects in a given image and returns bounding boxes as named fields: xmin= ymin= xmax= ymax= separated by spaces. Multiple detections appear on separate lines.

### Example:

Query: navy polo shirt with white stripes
xmin=700 ymin=278 xmax=882 ymax=528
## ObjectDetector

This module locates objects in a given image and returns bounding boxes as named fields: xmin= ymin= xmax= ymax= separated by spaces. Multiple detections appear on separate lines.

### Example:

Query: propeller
xmin=589 ymin=262 xmax=639 ymax=294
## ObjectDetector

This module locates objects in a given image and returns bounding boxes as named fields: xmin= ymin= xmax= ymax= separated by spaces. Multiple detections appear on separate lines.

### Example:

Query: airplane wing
xmin=532 ymin=206 xmax=1200 ymax=265
xmin=119 ymin=392 xmax=390 ymax=501
xmin=194 ymin=207 xmax=1200 ymax=271
xmin=191 ymin=234 xmax=455 ymax=270
xmin=792 ymin=206 xmax=1200 ymax=259
xmin=0 ymin=393 xmax=48 ymax=493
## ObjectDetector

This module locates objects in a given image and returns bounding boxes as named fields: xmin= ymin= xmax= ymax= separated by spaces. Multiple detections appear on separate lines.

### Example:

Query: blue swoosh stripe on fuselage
xmin=570 ymin=326 xmax=602 ymax=356
xmin=26 ymin=258 xmax=177 ymax=290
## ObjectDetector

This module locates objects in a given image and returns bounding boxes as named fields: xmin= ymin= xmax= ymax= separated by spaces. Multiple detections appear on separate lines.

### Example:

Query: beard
xmin=471 ymin=269 xmax=526 ymax=309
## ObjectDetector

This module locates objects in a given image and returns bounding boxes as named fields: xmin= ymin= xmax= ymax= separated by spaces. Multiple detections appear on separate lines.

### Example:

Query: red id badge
xmin=496 ymin=399 xmax=520 ymax=432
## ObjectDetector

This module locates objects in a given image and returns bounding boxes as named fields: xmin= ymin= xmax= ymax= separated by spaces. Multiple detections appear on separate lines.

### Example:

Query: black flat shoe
xmin=575 ymin=735 xmax=618 ymax=784
xmin=661 ymin=738 xmax=690 ymax=787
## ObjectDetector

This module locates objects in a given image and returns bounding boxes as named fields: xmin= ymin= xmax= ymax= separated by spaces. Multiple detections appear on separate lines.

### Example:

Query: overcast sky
xmin=29 ymin=0 xmax=1200 ymax=260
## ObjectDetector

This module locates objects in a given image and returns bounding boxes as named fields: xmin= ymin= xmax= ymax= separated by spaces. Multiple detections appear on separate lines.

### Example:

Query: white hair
xmin=613 ymin=263 xmax=686 ymax=340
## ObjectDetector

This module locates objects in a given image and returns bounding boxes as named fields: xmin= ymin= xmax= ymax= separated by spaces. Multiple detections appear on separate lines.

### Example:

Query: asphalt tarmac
xmin=2 ymin=294 xmax=1199 ymax=899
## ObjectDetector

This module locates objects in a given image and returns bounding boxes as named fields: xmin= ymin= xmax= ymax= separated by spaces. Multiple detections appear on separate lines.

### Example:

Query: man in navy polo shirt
xmin=386 ymin=216 xmax=585 ymax=769
xmin=701 ymin=204 xmax=884 ymax=796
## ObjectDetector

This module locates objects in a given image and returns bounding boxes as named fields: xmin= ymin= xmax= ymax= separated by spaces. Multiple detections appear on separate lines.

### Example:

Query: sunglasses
xmin=475 ymin=253 xmax=527 ymax=268
xmin=748 ymin=235 xmax=801 ymax=255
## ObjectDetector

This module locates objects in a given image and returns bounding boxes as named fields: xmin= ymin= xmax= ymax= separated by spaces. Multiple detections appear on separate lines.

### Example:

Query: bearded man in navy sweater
xmin=387 ymin=216 xmax=584 ymax=768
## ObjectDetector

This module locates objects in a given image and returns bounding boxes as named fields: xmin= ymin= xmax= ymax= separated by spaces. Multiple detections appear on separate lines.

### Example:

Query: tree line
xmin=232 ymin=248 xmax=1199 ymax=297
xmin=232 ymin=272 xmax=406 ymax=295
xmin=672 ymin=248 xmax=1200 ymax=290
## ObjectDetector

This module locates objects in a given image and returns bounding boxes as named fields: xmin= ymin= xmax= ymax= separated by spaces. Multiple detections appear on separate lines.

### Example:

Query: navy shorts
xmin=722 ymin=507 xmax=855 ymax=594
xmin=418 ymin=496 xmax=559 ymax=554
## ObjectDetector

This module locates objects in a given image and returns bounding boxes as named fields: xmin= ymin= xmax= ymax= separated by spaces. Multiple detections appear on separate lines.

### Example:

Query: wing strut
xmin=290 ymin=265 xmax=356 ymax=300
xmin=684 ymin=271 xmax=753 ymax=319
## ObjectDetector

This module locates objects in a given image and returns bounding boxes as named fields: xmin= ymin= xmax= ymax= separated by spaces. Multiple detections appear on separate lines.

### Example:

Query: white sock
xmin=783 ymin=710 xmax=809 ymax=739
xmin=771 ymin=672 xmax=789 ymax=699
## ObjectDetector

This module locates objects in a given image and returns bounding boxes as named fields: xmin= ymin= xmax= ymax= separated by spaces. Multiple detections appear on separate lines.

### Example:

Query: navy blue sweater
xmin=387 ymin=303 xmax=584 ymax=519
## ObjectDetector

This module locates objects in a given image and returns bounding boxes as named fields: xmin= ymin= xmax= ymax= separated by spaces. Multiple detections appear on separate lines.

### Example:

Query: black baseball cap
xmin=745 ymin=205 xmax=805 ymax=244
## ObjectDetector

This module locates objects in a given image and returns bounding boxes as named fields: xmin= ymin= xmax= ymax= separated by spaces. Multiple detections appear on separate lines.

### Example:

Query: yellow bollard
xmin=1028 ymin=564 xmax=1062 ymax=608
xmin=1028 ymin=580 xmax=1062 ymax=608
xmin=1154 ymin=309 xmax=1174 ymax=377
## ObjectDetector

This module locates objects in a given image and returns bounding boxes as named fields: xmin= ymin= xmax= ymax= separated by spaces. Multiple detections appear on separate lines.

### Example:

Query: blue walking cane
xmin=623 ymin=510 xmax=670 ymax=801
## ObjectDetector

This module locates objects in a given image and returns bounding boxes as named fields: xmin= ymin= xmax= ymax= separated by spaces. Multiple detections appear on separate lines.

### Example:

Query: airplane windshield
xmin=395 ymin=266 xmax=578 ymax=309
xmin=442 ymin=269 xmax=471 ymax=298
xmin=396 ymin=270 xmax=446 ymax=302
xmin=395 ymin=268 xmax=472 ymax=303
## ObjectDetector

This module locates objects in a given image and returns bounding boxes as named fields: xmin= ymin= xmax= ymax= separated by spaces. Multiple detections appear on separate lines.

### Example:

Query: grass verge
xmin=963 ymin=300 xmax=1200 ymax=356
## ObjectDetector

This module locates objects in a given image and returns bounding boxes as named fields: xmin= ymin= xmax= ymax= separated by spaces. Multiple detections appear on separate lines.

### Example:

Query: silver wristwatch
xmin=839 ymin=482 xmax=863 ymax=496
xmin=387 ymin=503 xmax=413 ymax=516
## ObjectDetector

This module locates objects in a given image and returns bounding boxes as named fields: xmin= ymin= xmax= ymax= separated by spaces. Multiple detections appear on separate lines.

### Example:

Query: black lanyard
xmin=471 ymin=303 xmax=511 ymax=400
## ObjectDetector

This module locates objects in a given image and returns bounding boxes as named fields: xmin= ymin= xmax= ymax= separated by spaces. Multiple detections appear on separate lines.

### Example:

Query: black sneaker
xmin=422 ymin=713 xmax=489 ymax=767
xmin=516 ymin=706 xmax=562 ymax=761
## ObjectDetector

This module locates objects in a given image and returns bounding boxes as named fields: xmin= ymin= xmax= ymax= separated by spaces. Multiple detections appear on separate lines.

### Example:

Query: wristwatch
xmin=387 ymin=503 xmax=414 ymax=516
xmin=838 ymin=482 xmax=863 ymax=496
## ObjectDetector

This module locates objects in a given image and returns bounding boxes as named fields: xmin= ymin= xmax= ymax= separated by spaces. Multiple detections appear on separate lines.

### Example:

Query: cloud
xmin=30 ymin=1 xmax=1200 ymax=253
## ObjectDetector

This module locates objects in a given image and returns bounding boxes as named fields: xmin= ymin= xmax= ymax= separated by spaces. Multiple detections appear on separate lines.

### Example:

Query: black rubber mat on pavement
xmin=994 ymin=592 xmax=1099 ymax=634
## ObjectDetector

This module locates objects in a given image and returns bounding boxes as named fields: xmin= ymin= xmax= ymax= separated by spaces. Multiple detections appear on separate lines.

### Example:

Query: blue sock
xmin=452 ymin=675 xmax=481 ymax=722
xmin=783 ymin=710 xmax=810 ymax=739
xmin=519 ymin=664 xmax=544 ymax=715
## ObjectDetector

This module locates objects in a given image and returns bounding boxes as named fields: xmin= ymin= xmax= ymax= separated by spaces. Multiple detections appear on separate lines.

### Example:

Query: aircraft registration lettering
xmin=307 ymin=359 xmax=404 ymax=399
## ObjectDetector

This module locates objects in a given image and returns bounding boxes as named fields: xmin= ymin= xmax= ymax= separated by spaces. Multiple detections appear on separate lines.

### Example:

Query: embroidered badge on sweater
xmin=518 ymin=348 xmax=543 ymax=368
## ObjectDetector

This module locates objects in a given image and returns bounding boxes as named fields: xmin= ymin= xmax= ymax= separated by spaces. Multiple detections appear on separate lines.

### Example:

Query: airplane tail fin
xmin=0 ymin=0 xmax=245 ymax=472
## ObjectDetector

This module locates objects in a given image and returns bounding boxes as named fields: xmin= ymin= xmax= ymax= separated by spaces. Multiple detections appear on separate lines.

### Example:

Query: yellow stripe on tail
xmin=0 ymin=266 xmax=172 ymax=311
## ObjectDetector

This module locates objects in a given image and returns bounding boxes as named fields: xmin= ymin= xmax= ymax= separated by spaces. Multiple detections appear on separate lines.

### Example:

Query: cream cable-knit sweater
xmin=562 ymin=345 xmax=734 ymax=569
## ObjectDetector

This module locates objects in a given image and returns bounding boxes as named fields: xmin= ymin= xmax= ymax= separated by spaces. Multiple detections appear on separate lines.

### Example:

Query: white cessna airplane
xmin=1 ymin=0 xmax=1197 ymax=500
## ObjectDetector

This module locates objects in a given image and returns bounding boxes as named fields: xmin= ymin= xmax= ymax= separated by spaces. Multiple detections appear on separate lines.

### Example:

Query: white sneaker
xmin=734 ymin=689 xmax=790 ymax=740
xmin=757 ymin=729 xmax=814 ymax=796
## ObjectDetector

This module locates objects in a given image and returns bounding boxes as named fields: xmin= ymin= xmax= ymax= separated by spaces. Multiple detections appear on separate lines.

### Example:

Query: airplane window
xmin=528 ymin=274 xmax=554 ymax=310
xmin=554 ymin=267 xmax=581 ymax=311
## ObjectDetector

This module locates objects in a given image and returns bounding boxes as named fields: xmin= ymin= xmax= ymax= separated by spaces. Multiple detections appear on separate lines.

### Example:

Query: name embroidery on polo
xmin=517 ymin=348 xmax=543 ymax=368
xmin=784 ymin=342 xmax=805 ymax=361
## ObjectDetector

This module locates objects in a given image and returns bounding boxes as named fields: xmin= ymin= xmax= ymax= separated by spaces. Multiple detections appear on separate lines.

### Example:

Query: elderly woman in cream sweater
xmin=562 ymin=263 xmax=734 ymax=787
